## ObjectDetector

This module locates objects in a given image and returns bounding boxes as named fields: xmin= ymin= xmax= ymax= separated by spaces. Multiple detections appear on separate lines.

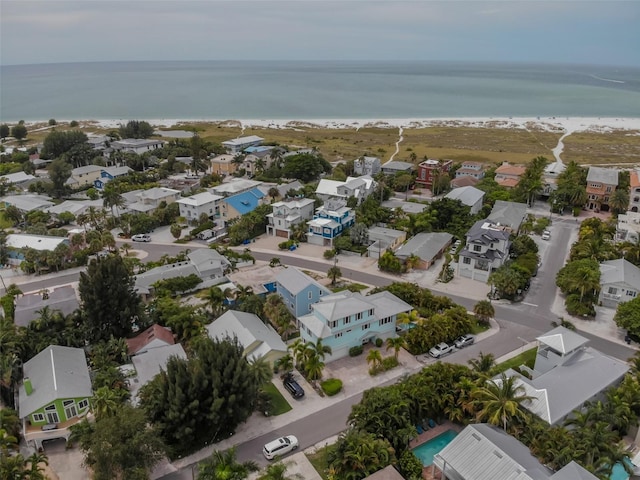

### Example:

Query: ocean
xmin=1 ymin=61 xmax=639 ymax=122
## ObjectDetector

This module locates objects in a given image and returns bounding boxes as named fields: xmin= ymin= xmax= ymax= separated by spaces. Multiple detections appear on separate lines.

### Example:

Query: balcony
xmin=603 ymin=293 xmax=622 ymax=301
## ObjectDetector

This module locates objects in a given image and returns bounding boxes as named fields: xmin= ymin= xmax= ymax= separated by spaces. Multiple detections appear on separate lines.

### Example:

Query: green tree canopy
xmin=48 ymin=157 xmax=72 ymax=198
xmin=281 ymin=153 xmax=331 ymax=182
xmin=614 ymin=297 xmax=640 ymax=336
xmin=41 ymin=129 xmax=88 ymax=159
xmin=119 ymin=120 xmax=154 ymax=139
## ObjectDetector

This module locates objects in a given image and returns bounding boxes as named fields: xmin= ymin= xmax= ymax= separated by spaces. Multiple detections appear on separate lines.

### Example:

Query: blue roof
xmin=244 ymin=146 xmax=273 ymax=153
xmin=224 ymin=187 xmax=265 ymax=215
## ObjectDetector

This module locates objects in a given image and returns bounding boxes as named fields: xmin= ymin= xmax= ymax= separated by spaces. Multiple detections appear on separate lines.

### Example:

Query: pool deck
xmin=408 ymin=421 xmax=464 ymax=480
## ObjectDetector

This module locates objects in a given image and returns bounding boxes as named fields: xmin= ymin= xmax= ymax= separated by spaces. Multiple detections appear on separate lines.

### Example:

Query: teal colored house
xmin=307 ymin=200 xmax=355 ymax=247
xmin=276 ymin=267 xmax=330 ymax=317
xmin=297 ymin=290 xmax=411 ymax=361
xmin=18 ymin=345 xmax=93 ymax=449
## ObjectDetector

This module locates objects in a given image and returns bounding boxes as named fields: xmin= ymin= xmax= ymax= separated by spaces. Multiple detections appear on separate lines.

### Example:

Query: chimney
xmin=24 ymin=377 xmax=33 ymax=395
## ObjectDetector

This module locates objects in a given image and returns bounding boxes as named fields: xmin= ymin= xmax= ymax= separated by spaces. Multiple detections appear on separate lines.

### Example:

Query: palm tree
xmin=304 ymin=353 xmax=326 ymax=381
xmin=248 ymin=356 xmax=273 ymax=387
xmin=404 ymin=254 xmax=421 ymax=272
xmin=258 ymin=462 xmax=302 ymax=480
xmin=473 ymin=300 xmax=495 ymax=325
xmin=468 ymin=352 xmax=496 ymax=375
xmin=275 ymin=354 xmax=294 ymax=375
xmin=91 ymin=386 xmax=121 ymax=420
xmin=204 ymin=286 xmax=226 ymax=317
xmin=610 ymin=188 xmax=630 ymax=215
xmin=102 ymin=188 xmax=125 ymax=218
xmin=198 ymin=447 xmax=259 ymax=480
xmin=26 ymin=451 xmax=49 ymax=480
xmin=307 ymin=339 xmax=332 ymax=361
xmin=120 ymin=242 xmax=132 ymax=256
xmin=327 ymin=266 xmax=342 ymax=286
xmin=396 ymin=309 xmax=420 ymax=328
xmin=385 ymin=337 xmax=406 ymax=361
xmin=366 ymin=349 xmax=382 ymax=370
xmin=472 ymin=372 xmax=534 ymax=431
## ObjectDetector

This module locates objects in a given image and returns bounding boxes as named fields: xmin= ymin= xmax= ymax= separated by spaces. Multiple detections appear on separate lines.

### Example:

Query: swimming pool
xmin=610 ymin=459 xmax=636 ymax=480
xmin=412 ymin=429 xmax=458 ymax=466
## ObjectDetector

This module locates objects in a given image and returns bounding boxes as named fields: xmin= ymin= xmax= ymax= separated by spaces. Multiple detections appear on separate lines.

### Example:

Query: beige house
xmin=211 ymin=154 xmax=239 ymax=176
xmin=67 ymin=165 xmax=103 ymax=188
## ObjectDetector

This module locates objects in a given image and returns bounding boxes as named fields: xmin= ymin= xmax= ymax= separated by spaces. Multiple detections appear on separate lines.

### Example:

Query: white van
xmin=197 ymin=229 xmax=214 ymax=240
xmin=263 ymin=435 xmax=299 ymax=460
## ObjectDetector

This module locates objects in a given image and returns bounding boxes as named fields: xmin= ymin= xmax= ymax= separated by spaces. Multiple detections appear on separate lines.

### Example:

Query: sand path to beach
xmin=552 ymin=128 xmax=573 ymax=166
xmin=389 ymin=126 xmax=404 ymax=162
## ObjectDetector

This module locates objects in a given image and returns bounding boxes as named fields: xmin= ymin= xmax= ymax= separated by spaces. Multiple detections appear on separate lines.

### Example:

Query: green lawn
xmin=0 ymin=212 xmax=14 ymax=229
xmin=495 ymin=347 xmax=537 ymax=374
xmin=306 ymin=445 xmax=332 ymax=480
xmin=263 ymin=381 xmax=292 ymax=416
xmin=470 ymin=321 xmax=491 ymax=335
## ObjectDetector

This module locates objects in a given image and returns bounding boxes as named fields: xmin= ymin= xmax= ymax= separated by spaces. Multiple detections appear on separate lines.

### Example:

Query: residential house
xmin=630 ymin=169 xmax=640 ymax=212
xmin=297 ymin=290 xmax=412 ymax=361
xmin=362 ymin=466 xmax=404 ymax=480
xmin=1 ymin=194 xmax=54 ymax=213
xmin=450 ymin=175 xmax=481 ymax=189
xmin=18 ymin=345 xmax=92 ymax=449
xmin=266 ymin=198 xmax=315 ymax=238
xmin=395 ymin=232 xmax=453 ymax=269
xmin=276 ymin=267 xmax=331 ymax=317
xmin=445 ymin=186 xmax=485 ymax=215
xmin=366 ymin=226 xmax=407 ymax=259
xmin=494 ymin=162 xmax=526 ymax=189
xmin=220 ymin=187 xmax=265 ymax=222
xmin=66 ymin=165 xmax=103 ymax=188
xmin=457 ymin=220 xmax=510 ymax=282
xmin=110 ymin=138 xmax=164 ymax=154
xmin=487 ymin=200 xmax=528 ymax=233
xmin=542 ymin=160 xmax=566 ymax=197
xmin=86 ymin=134 xmax=108 ymax=151
xmin=126 ymin=324 xmax=175 ymax=356
xmin=307 ymin=200 xmax=355 ymax=247
xmin=127 ymin=343 xmax=187 ymax=405
xmin=206 ymin=310 xmax=288 ymax=367
xmin=210 ymin=154 xmax=238 ymax=176
xmin=381 ymin=199 xmax=428 ymax=215
xmin=257 ymin=180 xmax=303 ymax=200
xmin=14 ymin=286 xmax=79 ymax=327
xmin=586 ymin=166 xmax=619 ymax=212
xmin=616 ymin=210 xmax=640 ymax=243
xmin=599 ymin=258 xmax=640 ymax=308
xmin=380 ymin=161 xmax=415 ymax=176
xmin=227 ymin=264 xmax=284 ymax=298
xmin=5 ymin=234 xmax=70 ymax=265
xmin=93 ymin=166 xmax=133 ymax=189
xmin=0 ymin=172 xmax=36 ymax=189
xmin=47 ymin=199 xmax=104 ymax=218
xmin=502 ymin=327 xmax=629 ymax=426
xmin=134 ymin=249 xmax=230 ymax=297
xmin=416 ymin=159 xmax=453 ymax=189
xmin=177 ymin=191 xmax=223 ymax=224
xmin=211 ymin=179 xmax=263 ymax=197
xmin=126 ymin=187 xmax=181 ymax=214
xmin=315 ymin=176 xmax=376 ymax=205
xmin=222 ymin=135 xmax=264 ymax=154
xmin=354 ymin=156 xmax=381 ymax=176
xmin=433 ymin=423 xmax=599 ymax=480
xmin=455 ymin=161 xmax=485 ymax=180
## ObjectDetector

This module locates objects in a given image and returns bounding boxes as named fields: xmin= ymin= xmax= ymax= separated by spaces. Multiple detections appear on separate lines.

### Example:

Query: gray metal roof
xmin=14 ymin=286 xmax=79 ymax=327
xmin=363 ymin=465 xmax=405 ymax=480
xmin=445 ymin=186 xmax=485 ymax=207
xmin=381 ymin=161 xmax=414 ymax=171
xmin=381 ymin=199 xmax=428 ymax=214
xmin=435 ymin=424 xmax=553 ymax=480
xmin=313 ymin=292 xmax=374 ymax=322
xmin=395 ymin=232 xmax=453 ymax=261
xmin=550 ymin=461 xmax=599 ymax=480
xmin=134 ymin=262 xmax=199 ymax=292
xmin=131 ymin=344 xmax=187 ymax=390
xmin=600 ymin=258 xmax=640 ymax=292
xmin=587 ymin=166 xmax=619 ymax=186
xmin=465 ymin=219 xmax=511 ymax=244
xmin=18 ymin=345 xmax=92 ymax=417
xmin=276 ymin=267 xmax=329 ymax=296
xmin=487 ymin=200 xmax=528 ymax=231
xmin=536 ymin=326 xmax=588 ymax=355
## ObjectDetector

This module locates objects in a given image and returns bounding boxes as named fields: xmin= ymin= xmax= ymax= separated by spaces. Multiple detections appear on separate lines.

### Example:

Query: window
xmin=473 ymin=245 xmax=482 ymax=252
xmin=608 ymin=287 xmax=618 ymax=295
xmin=344 ymin=316 xmax=351 ymax=325
xmin=334 ymin=332 xmax=343 ymax=339
xmin=32 ymin=413 xmax=44 ymax=422
xmin=308 ymin=291 xmax=312 ymax=300
xmin=463 ymin=257 xmax=471 ymax=265
xmin=329 ymin=320 xmax=338 ymax=328
xmin=356 ymin=312 xmax=363 ymax=320
xmin=78 ymin=399 xmax=89 ymax=410
xmin=368 ymin=309 xmax=374 ymax=316
xmin=606 ymin=186 xmax=612 ymax=193
xmin=319 ymin=290 xmax=323 ymax=296
xmin=627 ymin=291 xmax=637 ymax=298
xmin=379 ymin=317 xmax=393 ymax=326
xmin=63 ymin=399 xmax=77 ymax=420
xmin=362 ymin=323 xmax=370 ymax=330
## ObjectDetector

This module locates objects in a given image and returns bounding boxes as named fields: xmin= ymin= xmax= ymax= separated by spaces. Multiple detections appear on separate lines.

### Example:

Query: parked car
xmin=454 ymin=334 xmax=475 ymax=348
xmin=282 ymin=374 xmax=305 ymax=399
xmin=131 ymin=234 xmax=151 ymax=242
xmin=263 ymin=435 xmax=299 ymax=460
xmin=429 ymin=342 xmax=455 ymax=358
xmin=541 ymin=230 xmax=551 ymax=240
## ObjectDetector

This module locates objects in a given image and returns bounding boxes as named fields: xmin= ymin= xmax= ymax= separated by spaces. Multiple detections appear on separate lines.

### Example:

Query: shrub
xmin=375 ymin=338 xmax=383 ymax=348
xmin=278 ymin=239 xmax=297 ymax=250
xmin=398 ymin=451 xmax=423 ymax=480
xmin=321 ymin=378 xmax=343 ymax=396
xmin=349 ymin=345 xmax=364 ymax=357
xmin=323 ymin=249 xmax=336 ymax=259
xmin=381 ymin=356 xmax=399 ymax=371
xmin=566 ymin=293 xmax=596 ymax=317
xmin=70 ymin=120 xmax=79 ymax=127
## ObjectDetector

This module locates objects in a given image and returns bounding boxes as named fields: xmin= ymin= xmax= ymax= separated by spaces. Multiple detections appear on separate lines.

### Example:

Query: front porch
xmin=24 ymin=413 xmax=90 ymax=450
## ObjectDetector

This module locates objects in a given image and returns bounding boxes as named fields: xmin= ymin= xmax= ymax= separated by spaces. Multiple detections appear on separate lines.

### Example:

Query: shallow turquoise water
xmin=611 ymin=461 xmax=633 ymax=480
xmin=412 ymin=429 xmax=458 ymax=466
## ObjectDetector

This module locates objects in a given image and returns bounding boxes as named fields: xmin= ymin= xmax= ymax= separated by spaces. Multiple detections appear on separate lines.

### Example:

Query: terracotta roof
xmin=126 ymin=324 xmax=175 ymax=355
xmin=631 ymin=170 xmax=640 ymax=188
xmin=497 ymin=177 xmax=520 ymax=188
xmin=495 ymin=164 xmax=526 ymax=176
xmin=451 ymin=176 xmax=480 ymax=188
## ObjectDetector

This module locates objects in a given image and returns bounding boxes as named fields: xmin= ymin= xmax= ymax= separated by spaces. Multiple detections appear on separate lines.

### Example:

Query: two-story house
xmin=220 ymin=187 xmax=265 ymax=222
xmin=307 ymin=200 xmax=355 ymax=247
xmin=211 ymin=179 xmax=263 ymax=197
xmin=66 ymin=165 xmax=103 ymax=188
xmin=266 ymin=198 xmax=315 ymax=238
xmin=210 ymin=154 xmax=238 ymax=176
xmin=380 ymin=161 xmax=415 ymax=176
xmin=487 ymin=200 xmax=528 ymax=233
xmin=457 ymin=220 xmax=511 ymax=282
xmin=93 ymin=166 xmax=133 ymax=189
xmin=276 ymin=267 xmax=330 ymax=317
xmin=221 ymin=135 xmax=264 ymax=154
xmin=354 ymin=156 xmax=381 ymax=176
xmin=630 ymin=169 xmax=640 ymax=212
xmin=455 ymin=161 xmax=485 ymax=180
xmin=18 ymin=345 xmax=93 ymax=449
xmin=586 ymin=166 xmax=619 ymax=211
xmin=599 ymin=258 xmax=640 ymax=308
xmin=126 ymin=187 xmax=181 ymax=214
xmin=616 ymin=210 xmax=640 ymax=243
xmin=177 ymin=191 xmax=223 ymax=224
xmin=494 ymin=162 xmax=526 ymax=189
xmin=315 ymin=176 xmax=376 ymax=206
xmin=297 ymin=290 xmax=412 ymax=360
xmin=415 ymin=159 xmax=453 ymax=189
xmin=110 ymin=138 xmax=164 ymax=155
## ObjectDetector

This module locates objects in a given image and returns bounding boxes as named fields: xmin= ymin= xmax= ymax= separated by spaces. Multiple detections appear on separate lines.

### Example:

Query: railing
xmin=603 ymin=293 xmax=622 ymax=300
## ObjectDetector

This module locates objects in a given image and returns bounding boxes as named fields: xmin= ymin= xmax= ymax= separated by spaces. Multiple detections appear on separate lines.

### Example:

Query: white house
xmin=457 ymin=220 xmax=510 ymax=282
xmin=616 ymin=210 xmax=640 ymax=243
xmin=110 ymin=138 xmax=164 ymax=154
xmin=177 ymin=191 xmax=223 ymax=223
xmin=599 ymin=258 xmax=640 ymax=308
xmin=1 ymin=194 xmax=54 ymax=213
xmin=126 ymin=187 xmax=181 ymax=214
xmin=221 ymin=135 xmax=264 ymax=154
xmin=445 ymin=186 xmax=485 ymax=215
xmin=266 ymin=198 xmax=315 ymax=238
xmin=315 ymin=176 xmax=376 ymax=205
xmin=354 ymin=156 xmax=381 ymax=176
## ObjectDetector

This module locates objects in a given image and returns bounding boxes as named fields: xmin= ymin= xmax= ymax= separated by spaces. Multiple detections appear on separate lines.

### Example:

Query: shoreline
xmin=23 ymin=116 xmax=640 ymax=134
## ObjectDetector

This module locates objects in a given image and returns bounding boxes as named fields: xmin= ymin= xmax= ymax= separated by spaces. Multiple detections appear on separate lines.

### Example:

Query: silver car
xmin=429 ymin=342 xmax=454 ymax=358
xmin=454 ymin=334 xmax=475 ymax=348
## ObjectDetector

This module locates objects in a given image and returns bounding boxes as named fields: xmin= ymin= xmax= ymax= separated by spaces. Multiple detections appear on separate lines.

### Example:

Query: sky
xmin=1 ymin=0 xmax=639 ymax=67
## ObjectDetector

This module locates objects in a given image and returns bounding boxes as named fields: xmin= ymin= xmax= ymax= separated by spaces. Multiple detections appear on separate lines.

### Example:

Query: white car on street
xmin=429 ymin=342 xmax=455 ymax=358
xmin=541 ymin=230 xmax=551 ymax=240
xmin=131 ymin=234 xmax=151 ymax=242
xmin=263 ymin=435 xmax=299 ymax=460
